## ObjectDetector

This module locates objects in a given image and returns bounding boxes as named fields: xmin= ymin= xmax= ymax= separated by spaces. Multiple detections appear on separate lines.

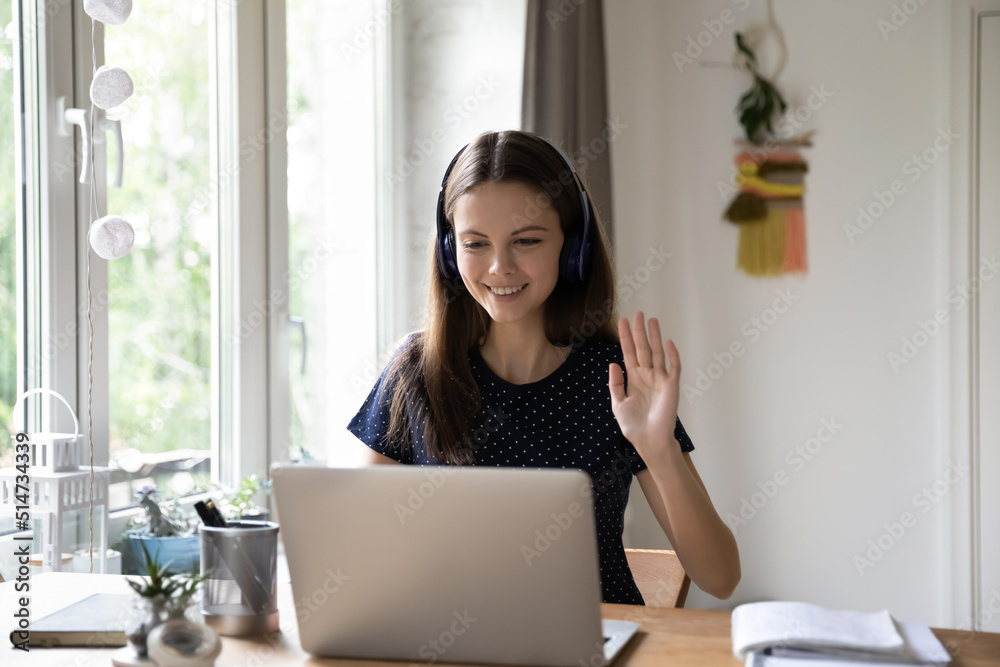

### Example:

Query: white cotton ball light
xmin=90 ymin=65 xmax=133 ymax=110
xmin=83 ymin=0 xmax=133 ymax=26
xmin=89 ymin=215 xmax=135 ymax=260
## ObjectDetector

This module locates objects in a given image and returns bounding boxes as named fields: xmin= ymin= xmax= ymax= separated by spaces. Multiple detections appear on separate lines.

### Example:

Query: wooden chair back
xmin=625 ymin=548 xmax=691 ymax=608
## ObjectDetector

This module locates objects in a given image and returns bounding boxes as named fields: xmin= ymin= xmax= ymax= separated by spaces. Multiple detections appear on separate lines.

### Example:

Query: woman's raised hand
xmin=608 ymin=312 xmax=682 ymax=458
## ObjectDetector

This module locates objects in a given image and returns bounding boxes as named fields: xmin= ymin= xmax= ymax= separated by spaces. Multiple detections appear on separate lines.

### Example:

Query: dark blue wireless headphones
xmin=435 ymin=133 xmax=594 ymax=284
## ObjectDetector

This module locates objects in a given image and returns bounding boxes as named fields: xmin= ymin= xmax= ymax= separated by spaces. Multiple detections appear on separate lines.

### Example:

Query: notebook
xmin=732 ymin=601 xmax=951 ymax=666
xmin=271 ymin=465 xmax=640 ymax=666
xmin=8 ymin=593 xmax=134 ymax=648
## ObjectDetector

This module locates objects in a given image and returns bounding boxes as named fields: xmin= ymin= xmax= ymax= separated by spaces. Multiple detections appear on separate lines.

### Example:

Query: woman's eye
xmin=462 ymin=242 xmax=485 ymax=249
xmin=515 ymin=239 xmax=541 ymax=246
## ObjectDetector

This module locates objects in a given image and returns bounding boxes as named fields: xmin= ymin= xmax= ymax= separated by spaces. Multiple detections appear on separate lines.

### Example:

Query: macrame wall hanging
xmin=719 ymin=3 xmax=813 ymax=277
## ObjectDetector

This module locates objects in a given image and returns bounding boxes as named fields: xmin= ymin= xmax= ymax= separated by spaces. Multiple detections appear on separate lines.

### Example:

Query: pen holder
xmin=199 ymin=521 xmax=279 ymax=636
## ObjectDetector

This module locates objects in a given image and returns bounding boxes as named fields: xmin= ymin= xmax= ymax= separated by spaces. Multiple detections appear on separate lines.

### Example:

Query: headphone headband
xmin=435 ymin=133 xmax=593 ymax=283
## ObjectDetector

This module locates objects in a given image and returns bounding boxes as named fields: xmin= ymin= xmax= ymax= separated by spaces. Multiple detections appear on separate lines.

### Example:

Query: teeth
xmin=490 ymin=284 xmax=524 ymax=295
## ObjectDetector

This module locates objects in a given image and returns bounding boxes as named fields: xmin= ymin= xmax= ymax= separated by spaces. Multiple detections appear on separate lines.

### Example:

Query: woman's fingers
xmin=666 ymin=338 xmax=681 ymax=381
xmin=648 ymin=317 xmax=666 ymax=372
xmin=608 ymin=362 xmax=626 ymax=404
xmin=632 ymin=311 xmax=653 ymax=368
xmin=622 ymin=312 xmax=679 ymax=381
xmin=619 ymin=317 xmax=638 ymax=371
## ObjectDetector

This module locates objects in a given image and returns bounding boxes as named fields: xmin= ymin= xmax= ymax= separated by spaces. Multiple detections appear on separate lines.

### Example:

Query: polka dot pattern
xmin=347 ymin=334 xmax=695 ymax=605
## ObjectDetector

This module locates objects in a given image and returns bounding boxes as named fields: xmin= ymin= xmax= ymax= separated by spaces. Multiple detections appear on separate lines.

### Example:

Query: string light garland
xmin=83 ymin=0 xmax=136 ymax=572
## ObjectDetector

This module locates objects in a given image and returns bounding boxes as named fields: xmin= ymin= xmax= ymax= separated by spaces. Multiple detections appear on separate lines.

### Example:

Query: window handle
xmin=57 ymin=96 xmax=91 ymax=185
xmin=98 ymin=115 xmax=124 ymax=188
xmin=289 ymin=316 xmax=307 ymax=376
xmin=56 ymin=97 xmax=124 ymax=188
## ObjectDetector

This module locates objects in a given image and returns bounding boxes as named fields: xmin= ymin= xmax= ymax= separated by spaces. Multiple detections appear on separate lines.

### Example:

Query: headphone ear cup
xmin=560 ymin=232 xmax=583 ymax=283
xmin=442 ymin=229 xmax=457 ymax=279
xmin=436 ymin=188 xmax=460 ymax=280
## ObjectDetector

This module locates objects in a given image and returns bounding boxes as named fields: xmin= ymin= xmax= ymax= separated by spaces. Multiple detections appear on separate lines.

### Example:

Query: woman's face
xmin=452 ymin=180 xmax=565 ymax=327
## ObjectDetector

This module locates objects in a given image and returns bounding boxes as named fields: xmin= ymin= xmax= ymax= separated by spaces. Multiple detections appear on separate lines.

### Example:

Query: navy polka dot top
xmin=346 ymin=333 xmax=695 ymax=605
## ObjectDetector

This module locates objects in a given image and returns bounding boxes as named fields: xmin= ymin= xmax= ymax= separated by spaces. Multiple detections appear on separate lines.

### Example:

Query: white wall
xmin=606 ymin=0 xmax=963 ymax=626
xmin=393 ymin=0 xmax=527 ymax=337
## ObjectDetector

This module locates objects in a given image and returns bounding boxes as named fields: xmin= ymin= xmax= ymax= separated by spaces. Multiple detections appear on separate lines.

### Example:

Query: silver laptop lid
xmin=272 ymin=465 xmax=608 ymax=666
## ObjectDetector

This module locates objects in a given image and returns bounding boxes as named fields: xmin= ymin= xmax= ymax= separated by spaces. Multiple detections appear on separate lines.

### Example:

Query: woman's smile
xmin=488 ymin=283 xmax=528 ymax=298
xmin=452 ymin=180 xmax=564 ymax=325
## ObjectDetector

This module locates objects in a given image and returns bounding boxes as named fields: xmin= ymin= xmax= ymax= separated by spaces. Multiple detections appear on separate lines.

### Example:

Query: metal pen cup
xmin=199 ymin=520 xmax=279 ymax=636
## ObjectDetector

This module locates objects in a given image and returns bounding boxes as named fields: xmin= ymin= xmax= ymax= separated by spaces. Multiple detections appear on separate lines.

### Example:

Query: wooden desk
xmin=3 ymin=573 xmax=999 ymax=666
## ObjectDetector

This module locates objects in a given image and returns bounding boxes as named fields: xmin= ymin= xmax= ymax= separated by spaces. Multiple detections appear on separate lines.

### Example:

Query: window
xmin=0 ymin=0 xmax=17 ymax=442
xmin=284 ymin=0 xmax=379 ymax=466
xmin=103 ymin=0 xmax=213 ymax=507
xmin=280 ymin=0 xmax=526 ymax=468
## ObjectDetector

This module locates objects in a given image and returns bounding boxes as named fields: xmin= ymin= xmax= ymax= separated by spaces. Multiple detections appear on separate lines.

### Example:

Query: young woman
xmin=348 ymin=130 xmax=740 ymax=604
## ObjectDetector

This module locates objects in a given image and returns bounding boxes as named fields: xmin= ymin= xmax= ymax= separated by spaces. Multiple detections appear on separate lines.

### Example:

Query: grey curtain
xmin=522 ymin=0 xmax=614 ymax=240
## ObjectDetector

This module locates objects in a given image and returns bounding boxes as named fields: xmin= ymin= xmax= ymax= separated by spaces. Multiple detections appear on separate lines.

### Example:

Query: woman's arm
xmin=357 ymin=439 xmax=403 ymax=465
xmin=635 ymin=451 xmax=740 ymax=599
xmin=609 ymin=312 xmax=740 ymax=599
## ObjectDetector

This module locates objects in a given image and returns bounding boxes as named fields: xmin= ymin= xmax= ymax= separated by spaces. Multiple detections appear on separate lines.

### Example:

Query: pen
xmin=205 ymin=500 xmax=229 ymax=528
xmin=196 ymin=499 xmax=271 ymax=614
xmin=194 ymin=500 xmax=220 ymax=527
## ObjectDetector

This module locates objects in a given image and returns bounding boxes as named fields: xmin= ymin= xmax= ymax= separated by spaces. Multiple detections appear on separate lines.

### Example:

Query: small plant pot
xmin=124 ymin=535 xmax=200 ymax=575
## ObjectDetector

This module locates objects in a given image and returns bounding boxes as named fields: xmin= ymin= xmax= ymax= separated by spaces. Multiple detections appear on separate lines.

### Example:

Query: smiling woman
xmin=348 ymin=130 xmax=740 ymax=604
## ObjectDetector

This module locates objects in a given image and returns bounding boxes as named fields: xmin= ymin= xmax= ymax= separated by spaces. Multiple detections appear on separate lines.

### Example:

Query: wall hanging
xmin=720 ymin=3 xmax=813 ymax=277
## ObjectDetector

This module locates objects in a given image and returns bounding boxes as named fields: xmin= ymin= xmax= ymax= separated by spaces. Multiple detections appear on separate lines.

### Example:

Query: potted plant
xmin=124 ymin=542 xmax=209 ymax=660
xmin=113 ymin=485 xmax=200 ymax=575
xmin=213 ymin=474 xmax=272 ymax=522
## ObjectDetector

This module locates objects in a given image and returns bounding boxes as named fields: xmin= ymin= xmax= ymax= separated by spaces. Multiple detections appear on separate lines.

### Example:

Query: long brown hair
xmin=383 ymin=130 xmax=619 ymax=464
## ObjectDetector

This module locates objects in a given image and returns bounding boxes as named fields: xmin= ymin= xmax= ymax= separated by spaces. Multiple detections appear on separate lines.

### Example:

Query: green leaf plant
xmin=734 ymin=32 xmax=787 ymax=145
xmin=127 ymin=541 xmax=210 ymax=619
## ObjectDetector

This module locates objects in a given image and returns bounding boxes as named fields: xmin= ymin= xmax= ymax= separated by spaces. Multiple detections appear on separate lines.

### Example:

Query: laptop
xmin=271 ymin=465 xmax=640 ymax=666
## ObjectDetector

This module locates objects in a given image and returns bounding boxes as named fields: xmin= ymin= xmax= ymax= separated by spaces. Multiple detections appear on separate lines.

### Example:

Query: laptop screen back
xmin=272 ymin=465 xmax=607 ymax=665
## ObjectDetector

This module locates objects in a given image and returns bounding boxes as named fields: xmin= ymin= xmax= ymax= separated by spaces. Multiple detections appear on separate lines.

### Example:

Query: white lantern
xmin=89 ymin=215 xmax=135 ymax=260
xmin=83 ymin=0 xmax=133 ymax=26
xmin=11 ymin=388 xmax=83 ymax=472
xmin=90 ymin=65 xmax=133 ymax=110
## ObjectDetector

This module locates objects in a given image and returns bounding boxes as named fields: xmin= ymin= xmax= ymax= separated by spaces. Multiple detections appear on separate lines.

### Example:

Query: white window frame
xmin=948 ymin=0 xmax=1000 ymax=632
xmin=212 ymin=0 xmax=277 ymax=489
xmin=262 ymin=0 xmax=395 ymax=471
xmin=5 ymin=0 xmax=281 ymax=542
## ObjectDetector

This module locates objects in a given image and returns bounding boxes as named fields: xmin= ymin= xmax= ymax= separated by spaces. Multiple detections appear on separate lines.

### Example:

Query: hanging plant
xmin=734 ymin=32 xmax=787 ymax=145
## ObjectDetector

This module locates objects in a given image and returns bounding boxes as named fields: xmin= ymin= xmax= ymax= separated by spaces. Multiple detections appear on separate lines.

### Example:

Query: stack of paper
xmin=731 ymin=601 xmax=951 ymax=667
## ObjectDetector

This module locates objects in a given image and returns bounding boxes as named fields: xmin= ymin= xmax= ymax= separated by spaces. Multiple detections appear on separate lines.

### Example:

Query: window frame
xmin=16 ymin=0 xmax=278 ymax=535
